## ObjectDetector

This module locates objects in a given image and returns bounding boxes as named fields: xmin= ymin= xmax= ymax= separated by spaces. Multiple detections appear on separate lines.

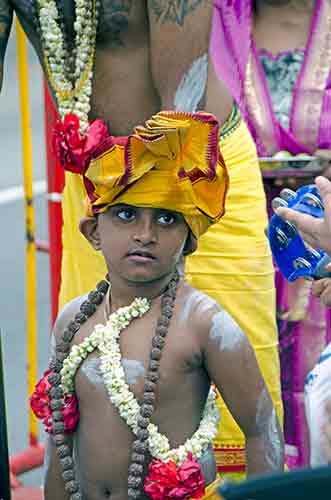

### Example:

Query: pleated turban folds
xmin=62 ymin=111 xmax=229 ymax=239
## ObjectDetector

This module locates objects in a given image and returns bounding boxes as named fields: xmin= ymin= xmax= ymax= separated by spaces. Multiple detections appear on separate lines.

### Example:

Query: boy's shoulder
xmin=52 ymin=294 xmax=88 ymax=341
xmin=179 ymin=280 xmax=221 ymax=335
xmin=179 ymin=280 xmax=247 ymax=349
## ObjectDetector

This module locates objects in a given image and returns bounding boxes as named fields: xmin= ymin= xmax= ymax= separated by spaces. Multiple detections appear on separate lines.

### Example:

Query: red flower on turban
xmin=52 ymin=114 xmax=108 ymax=173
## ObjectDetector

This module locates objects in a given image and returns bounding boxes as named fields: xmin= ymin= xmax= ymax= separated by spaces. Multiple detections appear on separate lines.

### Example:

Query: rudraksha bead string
xmin=48 ymin=279 xmax=110 ymax=500
xmin=127 ymin=271 xmax=180 ymax=500
xmin=48 ymin=272 xmax=179 ymax=500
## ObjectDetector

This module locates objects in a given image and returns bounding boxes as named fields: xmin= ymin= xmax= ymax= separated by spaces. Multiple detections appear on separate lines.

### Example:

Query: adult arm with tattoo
xmin=202 ymin=307 xmax=284 ymax=476
xmin=148 ymin=0 xmax=212 ymax=111
xmin=0 ymin=0 xmax=13 ymax=91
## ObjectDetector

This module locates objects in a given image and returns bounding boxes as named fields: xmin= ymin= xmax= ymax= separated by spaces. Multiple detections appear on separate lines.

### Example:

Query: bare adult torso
xmin=12 ymin=0 xmax=159 ymax=135
xmin=63 ymin=282 xmax=217 ymax=500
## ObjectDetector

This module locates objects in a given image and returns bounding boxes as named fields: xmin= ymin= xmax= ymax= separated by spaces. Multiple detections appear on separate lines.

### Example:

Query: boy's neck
xmin=108 ymin=272 xmax=177 ymax=311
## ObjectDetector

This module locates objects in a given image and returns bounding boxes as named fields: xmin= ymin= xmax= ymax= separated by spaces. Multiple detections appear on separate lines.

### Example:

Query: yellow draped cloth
xmin=186 ymin=111 xmax=283 ymax=479
xmin=194 ymin=479 xmax=223 ymax=500
xmin=59 ymin=109 xmax=283 ymax=481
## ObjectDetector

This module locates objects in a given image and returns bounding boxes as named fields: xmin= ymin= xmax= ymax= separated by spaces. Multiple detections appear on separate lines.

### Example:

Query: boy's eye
xmin=158 ymin=213 xmax=176 ymax=225
xmin=116 ymin=208 xmax=136 ymax=222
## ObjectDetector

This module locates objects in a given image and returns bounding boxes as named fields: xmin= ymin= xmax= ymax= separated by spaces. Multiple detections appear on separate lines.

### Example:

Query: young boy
xmin=32 ymin=111 xmax=283 ymax=500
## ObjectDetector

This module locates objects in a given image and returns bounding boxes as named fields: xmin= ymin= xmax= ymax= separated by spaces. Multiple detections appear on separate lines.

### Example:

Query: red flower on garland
xmin=30 ymin=369 xmax=79 ymax=434
xmin=177 ymin=455 xmax=206 ymax=499
xmin=144 ymin=454 xmax=205 ymax=500
xmin=52 ymin=114 xmax=108 ymax=174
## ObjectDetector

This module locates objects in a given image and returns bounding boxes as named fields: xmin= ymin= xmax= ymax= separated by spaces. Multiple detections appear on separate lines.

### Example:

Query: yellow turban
xmin=82 ymin=111 xmax=229 ymax=239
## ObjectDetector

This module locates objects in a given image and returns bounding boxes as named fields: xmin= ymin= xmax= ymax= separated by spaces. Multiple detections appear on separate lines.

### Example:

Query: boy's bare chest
xmin=74 ymin=315 xmax=203 ymax=406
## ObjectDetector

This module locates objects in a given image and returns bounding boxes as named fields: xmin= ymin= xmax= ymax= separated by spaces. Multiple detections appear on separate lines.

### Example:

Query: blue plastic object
xmin=268 ymin=184 xmax=331 ymax=281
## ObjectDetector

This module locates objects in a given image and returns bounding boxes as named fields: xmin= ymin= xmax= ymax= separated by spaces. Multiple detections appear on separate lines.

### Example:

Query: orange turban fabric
xmin=80 ymin=111 xmax=229 ymax=239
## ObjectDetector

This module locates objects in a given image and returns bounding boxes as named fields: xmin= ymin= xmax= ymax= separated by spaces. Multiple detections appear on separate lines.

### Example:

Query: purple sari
xmin=210 ymin=0 xmax=331 ymax=468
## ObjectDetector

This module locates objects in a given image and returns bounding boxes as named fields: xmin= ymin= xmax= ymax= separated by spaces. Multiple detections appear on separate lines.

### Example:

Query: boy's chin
xmin=125 ymin=270 xmax=164 ymax=284
xmin=123 ymin=267 xmax=175 ymax=284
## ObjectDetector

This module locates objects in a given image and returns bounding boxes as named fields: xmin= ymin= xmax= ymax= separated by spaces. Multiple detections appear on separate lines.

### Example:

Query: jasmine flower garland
xmin=60 ymin=297 xmax=220 ymax=465
xmin=36 ymin=0 xmax=99 ymax=132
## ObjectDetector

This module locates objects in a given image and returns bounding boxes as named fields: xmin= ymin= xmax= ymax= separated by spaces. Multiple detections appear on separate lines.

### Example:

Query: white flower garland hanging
xmin=61 ymin=295 xmax=220 ymax=465
xmin=37 ymin=0 xmax=98 ymax=131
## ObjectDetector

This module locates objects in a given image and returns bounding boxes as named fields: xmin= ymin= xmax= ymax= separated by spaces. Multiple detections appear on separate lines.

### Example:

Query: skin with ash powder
xmin=81 ymin=357 xmax=146 ymax=387
xmin=256 ymin=388 xmax=283 ymax=470
xmin=209 ymin=309 xmax=246 ymax=352
xmin=208 ymin=308 xmax=284 ymax=474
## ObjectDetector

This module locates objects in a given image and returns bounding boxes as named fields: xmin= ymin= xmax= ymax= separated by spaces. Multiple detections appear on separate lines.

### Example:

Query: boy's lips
xmin=126 ymin=249 xmax=157 ymax=263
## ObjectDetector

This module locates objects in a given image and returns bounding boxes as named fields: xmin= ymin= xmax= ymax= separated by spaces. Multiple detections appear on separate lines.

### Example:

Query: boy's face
xmin=84 ymin=204 xmax=190 ymax=283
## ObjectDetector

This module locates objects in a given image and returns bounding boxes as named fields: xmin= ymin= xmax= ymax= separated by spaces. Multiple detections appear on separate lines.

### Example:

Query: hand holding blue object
xmin=268 ymin=181 xmax=331 ymax=281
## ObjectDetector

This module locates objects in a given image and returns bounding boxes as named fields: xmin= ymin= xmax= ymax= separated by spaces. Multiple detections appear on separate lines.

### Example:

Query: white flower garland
xmin=61 ymin=296 xmax=220 ymax=465
xmin=37 ymin=0 xmax=98 ymax=131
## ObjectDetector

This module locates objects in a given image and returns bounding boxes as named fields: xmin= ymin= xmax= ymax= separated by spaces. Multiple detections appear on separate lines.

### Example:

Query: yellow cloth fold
xmin=84 ymin=111 xmax=228 ymax=238
xmin=195 ymin=478 xmax=223 ymax=500
xmin=59 ymin=113 xmax=282 ymax=482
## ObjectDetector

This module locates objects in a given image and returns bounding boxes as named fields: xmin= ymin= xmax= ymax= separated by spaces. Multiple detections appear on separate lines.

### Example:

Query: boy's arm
xmin=202 ymin=307 xmax=284 ymax=476
xmin=0 ymin=0 xmax=13 ymax=90
xmin=148 ymin=1 xmax=214 ymax=111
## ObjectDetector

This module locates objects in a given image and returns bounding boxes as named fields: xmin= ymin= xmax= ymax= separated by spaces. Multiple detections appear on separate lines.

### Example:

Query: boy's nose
xmin=133 ymin=217 xmax=157 ymax=245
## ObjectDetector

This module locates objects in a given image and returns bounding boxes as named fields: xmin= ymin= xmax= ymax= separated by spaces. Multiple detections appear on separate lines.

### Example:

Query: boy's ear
xmin=183 ymin=232 xmax=197 ymax=256
xmin=79 ymin=216 xmax=101 ymax=250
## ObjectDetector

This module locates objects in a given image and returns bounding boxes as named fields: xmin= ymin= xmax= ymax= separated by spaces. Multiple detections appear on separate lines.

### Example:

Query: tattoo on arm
xmin=97 ymin=0 xmax=133 ymax=47
xmin=149 ymin=0 xmax=204 ymax=25
xmin=0 ymin=0 xmax=13 ymax=87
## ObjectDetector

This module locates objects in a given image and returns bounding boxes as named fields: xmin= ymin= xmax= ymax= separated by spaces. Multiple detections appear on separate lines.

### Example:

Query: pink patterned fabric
xmin=211 ymin=0 xmax=331 ymax=468
xmin=211 ymin=0 xmax=331 ymax=155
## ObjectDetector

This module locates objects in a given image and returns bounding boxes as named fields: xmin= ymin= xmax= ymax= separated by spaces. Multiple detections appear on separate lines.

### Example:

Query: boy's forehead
xmin=111 ymin=203 xmax=181 ymax=215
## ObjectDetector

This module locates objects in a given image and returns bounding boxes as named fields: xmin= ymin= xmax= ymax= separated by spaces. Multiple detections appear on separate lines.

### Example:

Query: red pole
xmin=43 ymin=83 xmax=64 ymax=324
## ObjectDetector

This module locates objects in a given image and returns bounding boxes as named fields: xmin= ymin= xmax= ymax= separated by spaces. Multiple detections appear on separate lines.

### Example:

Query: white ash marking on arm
xmin=209 ymin=310 xmax=246 ymax=352
xmin=256 ymin=387 xmax=283 ymax=469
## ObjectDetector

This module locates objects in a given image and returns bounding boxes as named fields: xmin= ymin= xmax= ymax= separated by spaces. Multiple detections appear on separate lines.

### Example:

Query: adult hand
xmin=276 ymin=176 xmax=331 ymax=254
xmin=314 ymin=149 xmax=331 ymax=180
xmin=312 ymin=278 xmax=331 ymax=308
